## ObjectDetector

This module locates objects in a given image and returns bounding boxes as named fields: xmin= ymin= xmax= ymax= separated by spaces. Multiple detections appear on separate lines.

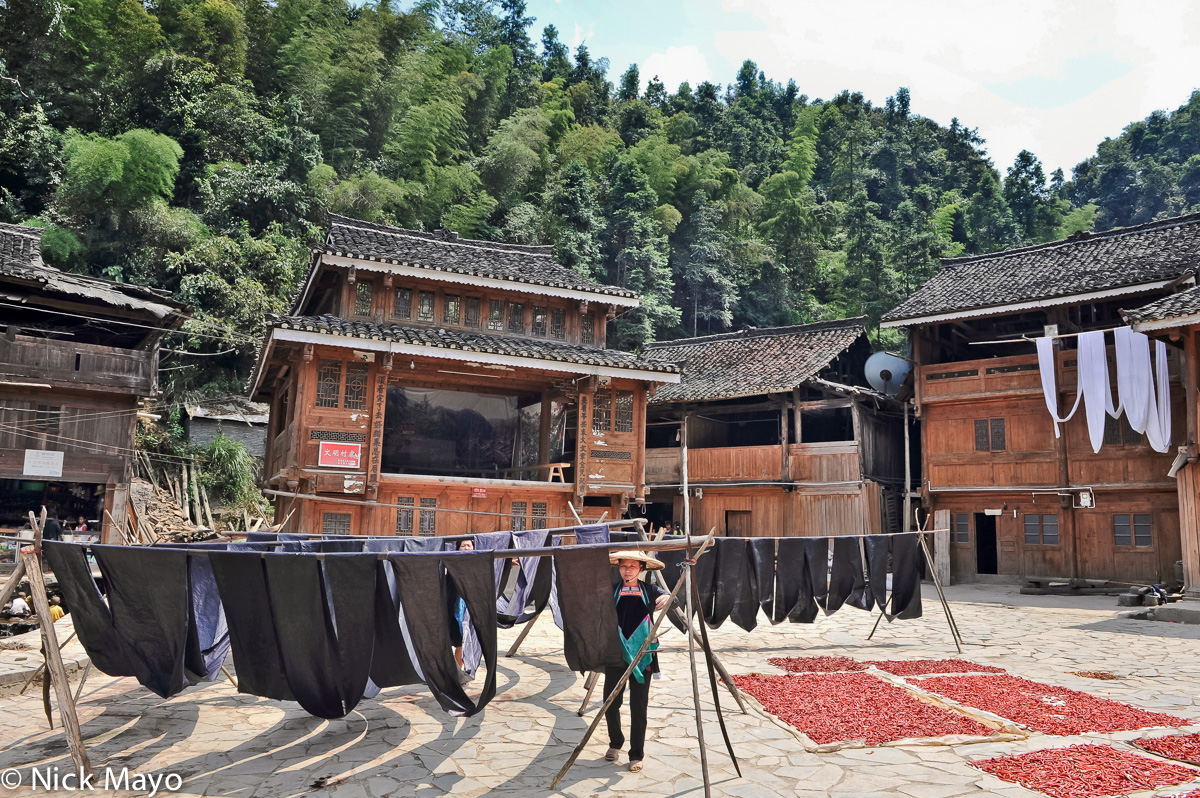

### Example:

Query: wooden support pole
xmin=684 ymin=542 xmax=712 ymax=798
xmin=189 ymin=462 xmax=203 ymax=527
xmin=0 ymin=557 xmax=26 ymax=611
xmin=576 ymin=671 xmax=601 ymax=716
xmin=200 ymin=479 xmax=216 ymax=531
xmin=551 ymin=532 xmax=714 ymax=789
xmin=72 ymin=662 xmax=92 ymax=705
xmin=21 ymin=552 xmax=93 ymax=778
xmin=20 ymin=630 xmax=78 ymax=694
xmin=505 ymin=611 xmax=541 ymax=657
xmin=180 ymin=464 xmax=191 ymax=524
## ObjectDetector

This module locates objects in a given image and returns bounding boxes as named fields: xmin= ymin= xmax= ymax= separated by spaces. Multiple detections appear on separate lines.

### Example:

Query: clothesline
xmin=54 ymin=535 xmax=715 ymax=561
xmin=967 ymin=324 xmax=1128 ymax=346
xmin=262 ymin=488 xmax=621 ymax=522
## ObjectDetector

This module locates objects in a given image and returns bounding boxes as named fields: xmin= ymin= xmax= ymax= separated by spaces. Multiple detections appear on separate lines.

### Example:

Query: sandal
xmin=605 ymin=748 xmax=620 ymax=762
xmin=629 ymin=760 xmax=643 ymax=773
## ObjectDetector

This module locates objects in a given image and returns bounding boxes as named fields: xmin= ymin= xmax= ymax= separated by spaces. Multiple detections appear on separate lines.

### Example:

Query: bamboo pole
xmin=22 ymin=552 xmax=93 ymax=778
xmin=180 ymin=465 xmax=191 ymax=523
xmin=681 ymin=411 xmax=691 ymax=535
xmin=684 ymin=539 xmax=711 ymax=798
xmin=551 ymin=531 xmax=715 ymax=789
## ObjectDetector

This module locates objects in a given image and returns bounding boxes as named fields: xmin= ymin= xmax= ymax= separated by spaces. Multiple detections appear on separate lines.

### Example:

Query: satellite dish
xmin=865 ymin=351 xmax=911 ymax=396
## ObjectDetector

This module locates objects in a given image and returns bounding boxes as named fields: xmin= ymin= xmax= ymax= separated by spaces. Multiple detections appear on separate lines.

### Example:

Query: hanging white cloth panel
xmin=1036 ymin=336 xmax=1083 ymax=438
xmin=1145 ymin=340 xmax=1173 ymax=453
xmin=1114 ymin=326 xmax=1153 ymax=434
xmin=1077 ymin=330 xmax=1121 ymax=453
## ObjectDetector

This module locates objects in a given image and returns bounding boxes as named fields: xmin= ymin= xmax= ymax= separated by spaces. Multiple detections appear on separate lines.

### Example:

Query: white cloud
xmin=709 ymin=0 xmax=1200 ymax=173
xmin=641 ymin=45 xmax=715 ymax=93
xmin=572 ymin=21 xmax=596 ymax=49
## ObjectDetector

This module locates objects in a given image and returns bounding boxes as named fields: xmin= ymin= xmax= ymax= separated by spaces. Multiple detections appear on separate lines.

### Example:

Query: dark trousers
xmin=603 ymin=665 xmax=651 ymax=761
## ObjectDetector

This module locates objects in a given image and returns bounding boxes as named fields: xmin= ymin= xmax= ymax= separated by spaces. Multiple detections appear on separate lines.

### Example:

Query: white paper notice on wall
xmin=24 ymin=449 xmax=64 ymax=478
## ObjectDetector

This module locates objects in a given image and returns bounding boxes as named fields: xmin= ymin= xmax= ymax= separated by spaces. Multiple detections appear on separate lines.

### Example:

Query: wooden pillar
xmin=539 ymin=393 xmax=552 ymax=465
xmin=779 ymin=397 xmax=790 ymax=484
xmin=792 ymin=388 xmax=802 ymax=444
xmin=933 ymin=508 xmax=951 ymax=586
xmin=1180 ymin=328 xmax=1200 ymax=596
xmin=365 ymin=353 xmax=391 ymax=535
xmin=634 ymin=387 xmax=648 ymax=498
xmin=681 ymin=408 xmax=691 ymax=535
xmin=903 ymin=400 xmax=912 ymax=532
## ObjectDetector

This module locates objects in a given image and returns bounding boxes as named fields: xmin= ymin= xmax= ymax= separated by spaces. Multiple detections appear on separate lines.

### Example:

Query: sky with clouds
xmin=525 ymin=0 xmax=1200 ymax=176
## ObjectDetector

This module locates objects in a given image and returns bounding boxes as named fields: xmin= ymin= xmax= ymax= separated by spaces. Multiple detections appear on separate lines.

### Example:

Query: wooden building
xmin=638 ymin=319 xmax=907 ymax=537
xmin=249 ymin=215 xmax=680 ymax=537
xmin=881 ymin=214 xmax=1200 ymax=584
xmin=1124 ymin=284 xmax=1200 ymax=596
xmin=0 ymin=222 xmax=189 ymax=541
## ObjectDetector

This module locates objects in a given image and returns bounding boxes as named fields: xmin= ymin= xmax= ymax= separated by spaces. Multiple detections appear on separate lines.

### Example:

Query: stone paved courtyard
xmin=3 ymin=584 xmax=1200 ymax=797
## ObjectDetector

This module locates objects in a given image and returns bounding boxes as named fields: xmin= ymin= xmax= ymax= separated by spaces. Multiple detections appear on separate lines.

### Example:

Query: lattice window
xmin=1024 ymin=514 xmax=1058 ymax=545
xmin=444 ymin=294 xmax=461 ymax=325
xmin=488 ymin=299 xmax=505 ymax=331
xmin=419 ymin=498 xmax=437 ymax=536
xmin=532 ymin=502 xmax=547 ymax=529
xmin=1104 ymin=415 xmax=1144 ymax=446
xmin=417 ymin=290 xmax=435 ymax=322
xmin=531 ymin=306 xmax=547 ymax=337
xmin=974 ymin=418 xmax=1005 ymax=451
xmin=464 ymin=297 xmax=481 ymax=328
xmin=550 ymin=308 xmax=565 ymax=339
xmin=394 ymin=287 xmax=412 ymax=319
xmin=344 ymin=362 xmax=369 ymax=410
xmin=592 ymin=390 xmax=611 ymax=433
xmin=1114 ymin=513 xmax=1152 ymax=547
xmin=511 ymin=501 xmax=528 ymax=532
xmin=322 ymin=512 xmax=352 ymax=536
xmin=396 ymin=497 xmax=414 ymax=535
xmin=953 ymin=513 xmax=969 ymax=543
xmin=581 ymin=312 xmax=595 ymax=344
xmin=508 ymin=302 xmax=525 ymax=334
xmin=34 ymin=405 xmax=61 ymax=434
xmin=355 ymin=281 xmax=373 ymax=315
xmin=615 ymin=391 xmax=634 ymax=433
xmin=316 ymin=360 xmax=342 ymax=408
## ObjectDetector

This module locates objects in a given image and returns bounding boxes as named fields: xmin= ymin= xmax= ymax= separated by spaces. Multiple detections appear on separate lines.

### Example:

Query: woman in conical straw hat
xmin=604 ymin=549 xmax=671 ymax=773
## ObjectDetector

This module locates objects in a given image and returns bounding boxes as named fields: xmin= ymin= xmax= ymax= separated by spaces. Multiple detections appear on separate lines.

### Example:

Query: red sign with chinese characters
xmin=471 ymin=487 xmax=488 ymax=499
xmin=318 ymin=441 xmax=362 ymax=469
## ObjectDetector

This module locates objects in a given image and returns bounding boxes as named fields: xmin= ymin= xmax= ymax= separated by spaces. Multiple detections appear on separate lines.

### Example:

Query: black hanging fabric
xmin=498 ymin=529 xmax=553 ymax=626
xmin=208 ymin=551 xmax=295 ymax=702
xmin=260 ymin=553 xmax=347 ymax=718
xmin=864 ymin=534 xmax=890 ymax=614
xmin=322 ymin=554 xmax=380 ymax=713
xmin=706 ymin=538 xmax=749 ymax=629
xmin=185 ymin=550 xmax=231 ymax=683
xmin=827 ymin=536 xmax=872 ymax=613
xmin=748 ymin=538 xmax=778 ymax=620
xmin=42 ymin=541 xmax=136 ymax=679
xmin=402 ymin=537 xmax=446 ymax=553
xmin=88 ymin=545 xmax=192 ymax=698
xmin=726 ymin=539 xmax=759 ymax=632
xmin=888 ymin=533 xmax=923 ymax=620
xmin=771 ymin=538 xmax=805 ymax=623
xmin=368 ymin=559 xmax=422 ymax=688
xmin=552 ymin=546 xmax=626 ymax=674
xmin=389 ymin=553 xmax=498 ymax=716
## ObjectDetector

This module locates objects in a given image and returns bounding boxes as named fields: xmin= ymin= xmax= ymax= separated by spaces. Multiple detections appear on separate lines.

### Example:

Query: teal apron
xmin=614 ymin=582 xmax=659 ymax=684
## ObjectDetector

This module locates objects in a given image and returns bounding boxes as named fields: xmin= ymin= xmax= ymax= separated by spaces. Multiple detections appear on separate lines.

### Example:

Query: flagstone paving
xmin=2 ymin=584 xmax=1200 ymax=797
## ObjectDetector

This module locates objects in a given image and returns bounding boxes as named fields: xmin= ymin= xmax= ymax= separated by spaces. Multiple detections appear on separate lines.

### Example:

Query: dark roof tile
xmin=882 ymin=213 xmax=1200 ymax=325
xmin=323 ymin=214 xmax=637 ymax=300
xmin=267 ymin=315 xmax=679 ymax=375
xmin=1123 ymin=285 xmax=1200 ymax=325
xmin=642 ymin=319 xmax=866 ymax=404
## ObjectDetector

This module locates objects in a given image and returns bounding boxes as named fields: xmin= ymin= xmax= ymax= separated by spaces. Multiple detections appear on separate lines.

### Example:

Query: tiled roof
xmin=0 ymin=222 xmax=42 ymax=277
xmin=0 ymin=223 xmax=185 ymax=319
xmin=1123 ymin=285 xmax=1200 ymax=326
xmin=642 ymin=319 xmax=867 ymax=404
xmin=265 ymin=314 xmax=679 ymax=376
xmin=321 ymin=214 xmax=637 ymax=300
xmin=881 ymin=213 xmax=1200 ymax=325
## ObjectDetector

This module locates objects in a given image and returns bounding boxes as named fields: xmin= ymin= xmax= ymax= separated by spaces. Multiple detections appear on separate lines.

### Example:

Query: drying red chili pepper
xmin=868 ymin=658 xmax=1005 ymax=676
xmin=767 ymin=656 xmax=867 ymax=673
xmin=972 ymin=744 xmax=1197 ymax=798
xmin=918 ymin=674 xmax=1191 ymax=734
xmin=1134 ymin=732 xmax=1200 ymax=764
xmin=732 ymin=672 xmax=993 ymax=745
